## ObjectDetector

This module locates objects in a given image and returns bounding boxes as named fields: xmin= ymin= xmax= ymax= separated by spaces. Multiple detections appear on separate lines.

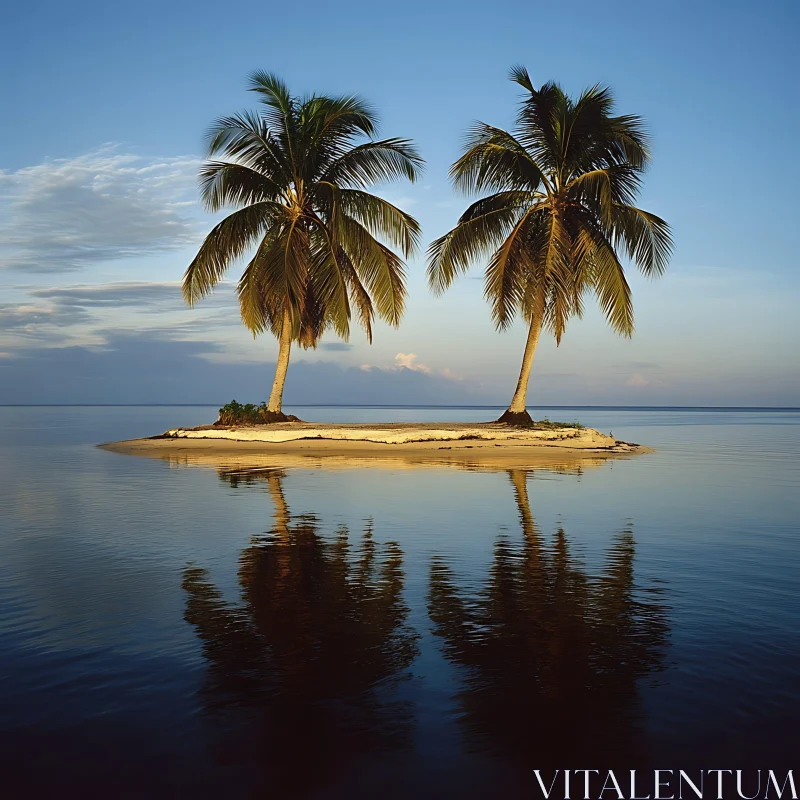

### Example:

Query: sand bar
xmin=100 ymin=422 xmax=647 ymax=473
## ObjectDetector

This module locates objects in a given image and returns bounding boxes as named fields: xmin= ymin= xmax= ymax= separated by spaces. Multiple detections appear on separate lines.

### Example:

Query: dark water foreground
xmin=0 ymin=407 xmax=798 ymax=798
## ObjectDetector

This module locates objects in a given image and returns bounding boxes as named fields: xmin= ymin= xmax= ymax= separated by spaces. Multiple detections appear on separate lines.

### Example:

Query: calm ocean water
xmin=1 ymin=405 xmax=799 ymax=798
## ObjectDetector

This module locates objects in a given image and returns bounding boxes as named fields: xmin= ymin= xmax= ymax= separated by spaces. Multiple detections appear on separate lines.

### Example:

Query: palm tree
xmin=428 ymin=67 xmax=672 ymax=424
xmin=184 ymin=72 xmax=423 ymax=421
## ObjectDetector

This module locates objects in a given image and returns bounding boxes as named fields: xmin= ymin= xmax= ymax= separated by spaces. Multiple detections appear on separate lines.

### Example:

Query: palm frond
xmin=199 ymin=162 xmax=284 ymax=212
xmin=514 ymin=79 xmax=563 ymax=172
xmin=579 ymin=221 xmax=635 ymax=336
xmin=541 ymin=212 xmax=576 ymax=343
xmin=339 ymin=249 xmax=375 ymax=343
xmin=508 ymin=64 xmax=535 ymax=93
xmin=563 ymin=84 xmax=615 ymax=170
xmin=451 ymin=124 xmax=548 ymax=194
xmin=336 ymin=214 xmax=407 ymax=326
xmin=183 ymin=202 xmax=280 ymax=304
xmin=610 ymin=204 xmax=673 ymax=277
xmin=305 ymin=228 xmax=351 ymax=341
xmin=459 ymin=190 xmax=536 ymax=221
xmin=293 ymin=95 xmax=379 ymax=184
xmin=427 ymin=194 xmax=531 ymax=294
xmin=322 ymin=139 xmax=423 ymax=187
xmin=312 ymin=94 xmax=377 ymax=143
xmin=237 ymin=234 xmax=280 ymax=335
xmin=205 ymin=111 xmax=290 ymax=182
xmin=567 ymin=169 xmax=615 ymax=226
xmin=567 ymin=164 xmax=641 ymax=212
xmin=483 ymin=206 xmax=554 ymax=330
xmin=248 ymin=70 xmax=294 ymax=126
xmin=332 ymin=188 xmax=421 ymax=257
xmin=484 ymin=215 xmax=537 ymax=329
xmin=280 ymin=214 xmax=312 ymax=310
xmin=606 ymin=114 xmax=650 ymax=170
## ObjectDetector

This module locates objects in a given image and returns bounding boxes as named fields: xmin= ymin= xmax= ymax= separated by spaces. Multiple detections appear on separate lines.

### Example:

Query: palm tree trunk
xmin=497 ymin=315 xmax=542 ymax=425
xmin=267 ymin=307 xmax=292 ymax=414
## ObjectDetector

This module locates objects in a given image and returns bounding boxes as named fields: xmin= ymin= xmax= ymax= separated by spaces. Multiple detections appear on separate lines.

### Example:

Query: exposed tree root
xmin=261 ymin=411 xmax=302 ymax=424
xmin=496 ymin=409 xmax=534 ymax=426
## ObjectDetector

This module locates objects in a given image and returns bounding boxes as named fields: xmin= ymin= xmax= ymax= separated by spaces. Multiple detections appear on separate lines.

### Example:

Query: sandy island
xmin=100 ymin=422 xmax=648 ymax=473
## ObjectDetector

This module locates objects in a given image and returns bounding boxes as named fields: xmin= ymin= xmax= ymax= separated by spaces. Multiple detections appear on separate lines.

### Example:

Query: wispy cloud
xmin=0 ymin=147 xmax=201 ymax=273
xmin=29 ymin=280 xmax=235 ymax=311
xmin=0 ymin=280 xmax=242 ymax=354
xmin=0 ymin=302 xmax=92 ymax=332
xmin=319 ymin=342 xmax=354 ymax=352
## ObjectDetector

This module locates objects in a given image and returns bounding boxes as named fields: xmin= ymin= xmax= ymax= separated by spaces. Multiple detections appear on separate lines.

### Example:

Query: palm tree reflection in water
xmin=428 ymin=469 xmax=669 ymax=771
xmin=183 ymin=467 xmax=670 ymax=793
xmin=182 ymin=469 xmax=419 ymax=795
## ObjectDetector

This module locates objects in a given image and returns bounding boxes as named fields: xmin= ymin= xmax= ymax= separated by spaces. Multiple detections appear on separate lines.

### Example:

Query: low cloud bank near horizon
xmin=0 ymin=331 xmax=495 ymax=406
xmin=2 ymin=272 xmax=798 ymax=407
xmin=0 ymin=329 xmax=797 ymax=408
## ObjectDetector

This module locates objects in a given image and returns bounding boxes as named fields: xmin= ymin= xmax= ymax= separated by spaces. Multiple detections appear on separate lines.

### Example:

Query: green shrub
xmin=217 ymin=400 xmax=300 ymax=425
xmin=534 ymin=417 xmax=585 ymax=430
xmin=218 ymin=400 xmax=267 ymax=425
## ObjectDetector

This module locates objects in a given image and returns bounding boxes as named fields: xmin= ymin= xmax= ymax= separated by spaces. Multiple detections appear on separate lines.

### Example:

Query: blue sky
xmin=1 ymin=0 xmax=798 ymax=406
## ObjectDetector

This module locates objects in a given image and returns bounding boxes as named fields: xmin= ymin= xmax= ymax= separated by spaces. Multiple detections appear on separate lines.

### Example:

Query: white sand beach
xmin=100 ymin=422 xmax=647 ymax=472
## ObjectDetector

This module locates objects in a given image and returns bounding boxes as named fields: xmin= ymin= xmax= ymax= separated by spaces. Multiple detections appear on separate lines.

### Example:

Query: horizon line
xmin=1 ymin=404 xmax=798 ymax=412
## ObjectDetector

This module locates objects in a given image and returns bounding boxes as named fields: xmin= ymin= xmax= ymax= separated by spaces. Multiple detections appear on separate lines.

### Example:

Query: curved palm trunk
xmin=497 ymin=315 xmax=542 ymax=425
xmin=267 ymin=307 xmax=293 ymax=415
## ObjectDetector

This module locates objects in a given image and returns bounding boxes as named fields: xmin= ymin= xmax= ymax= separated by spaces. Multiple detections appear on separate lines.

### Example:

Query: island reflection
xmin=182 ymin=469 xmax=419 ymax=796
xmin=182 ymin=466 xmax=671 ymax=794
xmin=428 ymin=469 xmax=670 ymax=772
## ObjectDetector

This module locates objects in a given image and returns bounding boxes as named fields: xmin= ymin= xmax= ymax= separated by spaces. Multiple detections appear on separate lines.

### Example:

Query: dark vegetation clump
xmin=535 ymin=417 xmax=585 ymax=430
xmin=216 ymin=400 xmax=301 ymax=426
xmin=496 ymin=411 xmax=585 ymax=430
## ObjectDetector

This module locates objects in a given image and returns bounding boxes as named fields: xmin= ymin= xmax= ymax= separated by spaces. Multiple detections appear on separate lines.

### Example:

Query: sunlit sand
xmin=100 ymin=422 xmax=647 ymax=473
